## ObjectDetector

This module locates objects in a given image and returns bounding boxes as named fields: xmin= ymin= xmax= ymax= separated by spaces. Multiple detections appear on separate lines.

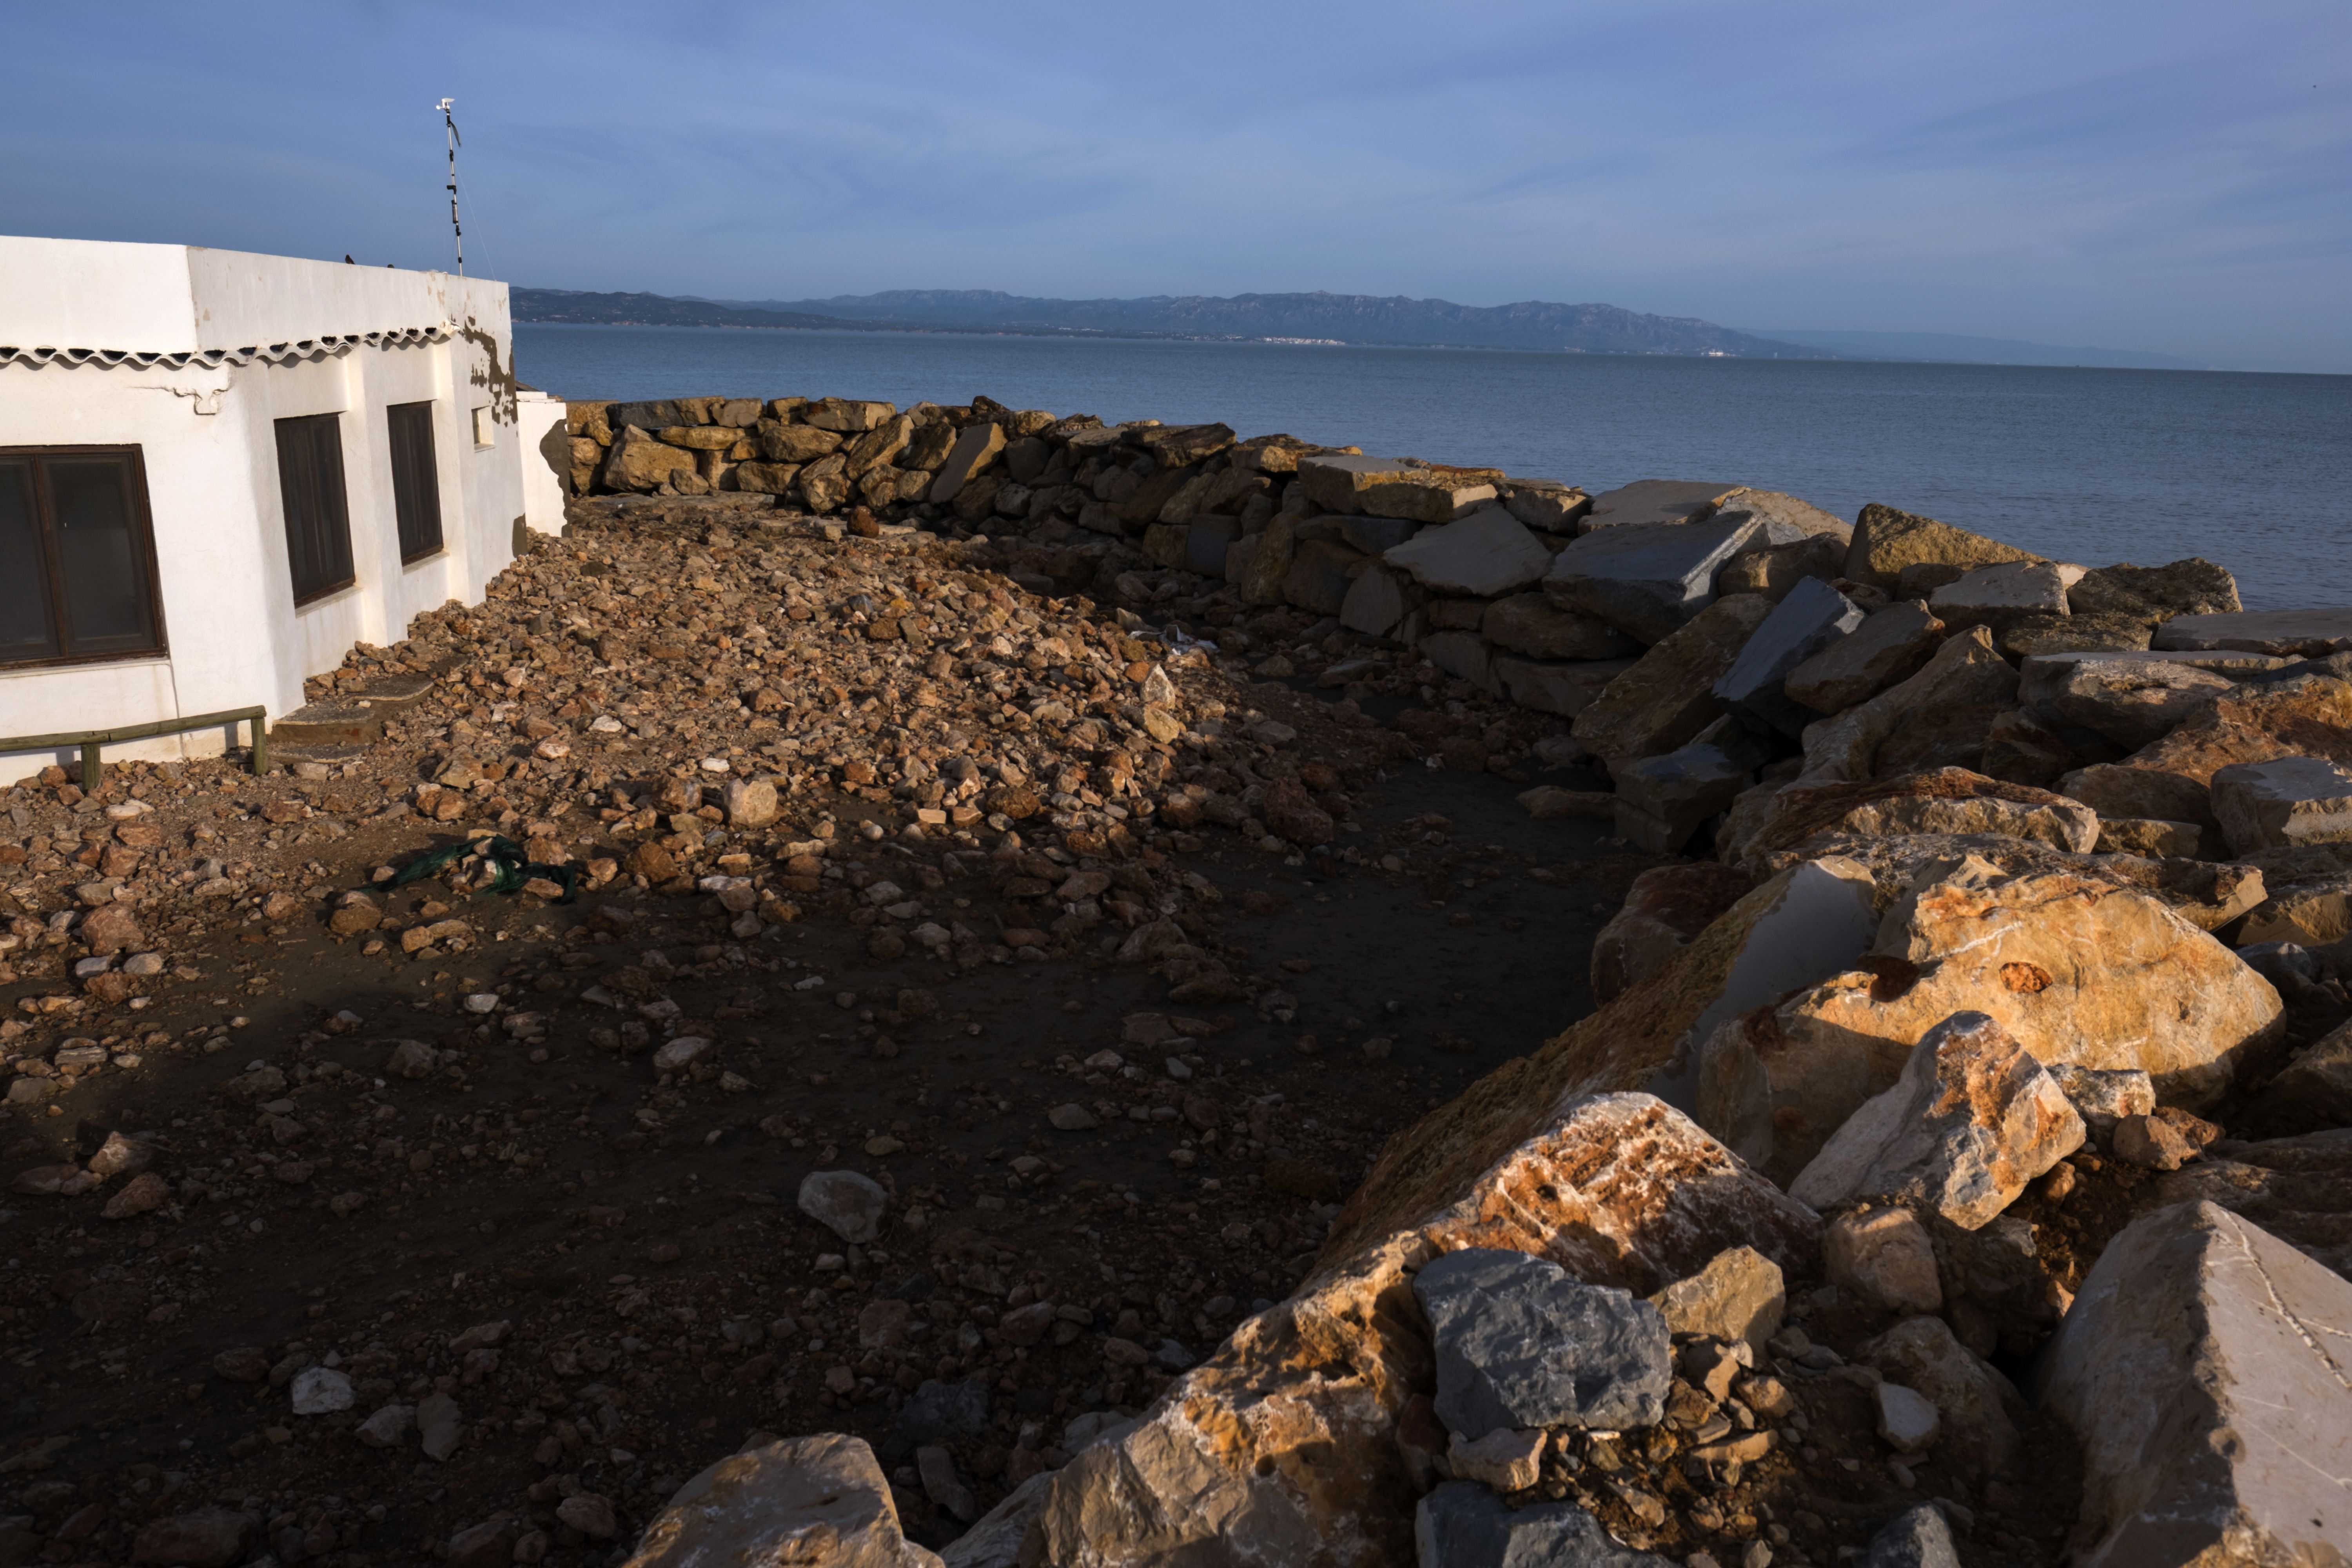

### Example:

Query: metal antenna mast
xmin=437 ymin=98 xmax=464 ymax=276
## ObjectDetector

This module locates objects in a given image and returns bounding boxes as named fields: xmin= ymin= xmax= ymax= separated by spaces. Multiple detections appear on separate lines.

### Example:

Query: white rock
xmin=290 ymin=1366 xmax=353 ymax=1415
xmin=1875 ymin=1382 xmax=1941 ymax=1453
xmin=797 ymin=1169 xmax=888 ymax=1244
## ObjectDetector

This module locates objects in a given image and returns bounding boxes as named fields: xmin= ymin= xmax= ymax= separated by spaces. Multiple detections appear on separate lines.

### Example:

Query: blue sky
xmin=9 ymin=1 xmax=2349 ymax=371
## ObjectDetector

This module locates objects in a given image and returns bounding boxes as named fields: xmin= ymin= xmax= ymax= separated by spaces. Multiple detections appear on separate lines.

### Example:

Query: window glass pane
xmin=0 ymin=462 xmax=55 ymax=658
xmin=49 ymin=459 xmax=154 ymax=646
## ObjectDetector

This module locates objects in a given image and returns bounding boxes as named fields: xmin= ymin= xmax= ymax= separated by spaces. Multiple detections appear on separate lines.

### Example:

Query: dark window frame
xmin=274 ymin=413 xmax=357 ymax=607
xmin=387 ymin=400 xmax=446 ymax=564
xmin=0 ymin=445 xmax=169 ymax=672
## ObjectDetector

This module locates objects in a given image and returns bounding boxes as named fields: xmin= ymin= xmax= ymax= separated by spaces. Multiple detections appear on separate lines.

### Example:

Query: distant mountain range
xmin=512 ymin=287 xmax=1833 ymax=358
xmin=509 ymin=287 xmax=2199 ymax=370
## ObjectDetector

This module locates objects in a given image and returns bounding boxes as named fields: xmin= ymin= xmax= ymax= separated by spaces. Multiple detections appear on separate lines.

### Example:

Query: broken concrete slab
xmin=1578 ymin=479 xmax=1743 ymax=531
xmin=2211 ymin=756 xmax=2352 ymax=856
xmin=1383 ymin=506 xmax=1553 ymax=598
xmin=1785 ymin=600 xmax=1945 ymax=714
xmin=2038 ymin=1200 xmax=2352 ymax=1568
xmin=1544 ymin=515 xmax=1771 ymax=644
xmin=2153 ymin=608 xmax=2352 ymax=657
xmin=1713 ymin=576 xmax=1867 ymax=735
xmin=1789 ymin=1011 xmax=2085 ymax=1229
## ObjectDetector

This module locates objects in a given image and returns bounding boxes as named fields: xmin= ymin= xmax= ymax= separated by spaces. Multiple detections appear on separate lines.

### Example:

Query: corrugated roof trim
xmin=0 ymin=324 xmax=454 ymax=370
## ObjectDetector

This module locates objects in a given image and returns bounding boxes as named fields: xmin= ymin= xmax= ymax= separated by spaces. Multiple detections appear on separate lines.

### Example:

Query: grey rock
xmin=1543 ymin=515 xmax=1769 ymax=644
xmin=1613 ymin=718 xmax=1766 ymax=853
xmin=1790 ymin=1011 xmax=2084 ymax=1229
xmin=2018 ymin=653 xmax=2240 ymax=750
xmin=1183 ymin=520 xmax=1236 ymax=577
xmin=290 ymin=1365 xmax=353 ymax=1415
xmin=1857 ymin=1504 xmax=1962 ymax=1568
xmin=797 ymin=1169 xmax=888 ymax=1244
xmin=1412 ymin=1247 xmax=1671 ymax=1439
xmin=1494 ymin=656 xmax=1637 ymax=718
xmin=1927 ymin=560 xmax=2071 ymax=632
xmin=2038 ymin=1200 xmax=2352 ymax=1568
xmin=937 ymin=1473 xmax=1052 ymax=1568
xmin=1340 ymin=564 xmax=1412 ymax=637
xmin=1713 ymin=576 xmax=1867 ymax=735
xmin=1784 ymin=599 xmax=1944 ymax=713
xmin=2211 ymin=756 xmax=2352 ymax=855
xmin=916 ymin=1445 xmax=977 ymax=1523
xmin=2047 ymin=1063 xmax=2155 ymax=1146
xmin=1337 ymin=514 xmax=1421 ymax=554
xmin=1483 ymin=595 xmax=1640 ymax=661
xmin=884 ymin=1378 xmax=990 ymax=1460
xmin=1421 ymin=630 xmax=1496 ymax=693
xmin=417 ymin=1390 xmax=463 ymax=1462
xmin=1386 ymin=506 xmax=1554 ymax=598
xmin=1579 ymin=478 xmax=1743 ymax=531
xmin=1414 ymin=1483 xmax=1671 ymax=1568
xmin=2154 ymin=607 xmax=2352 ymax=657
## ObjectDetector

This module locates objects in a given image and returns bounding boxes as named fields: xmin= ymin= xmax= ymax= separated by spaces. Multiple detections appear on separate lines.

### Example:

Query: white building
xmin=0 ymin=236 xmax=568 ymax=773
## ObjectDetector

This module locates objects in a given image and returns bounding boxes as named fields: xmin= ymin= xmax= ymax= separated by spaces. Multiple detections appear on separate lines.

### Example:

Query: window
xmin=0 ymin=447 xmax=166 ymax=669
xmin=274 ymin=414 xmax=355 ymax=604
xmin=471 ymin=406 xmax=494 ymax=448
xmin=388 ymin=401 xmax=444 ymax=562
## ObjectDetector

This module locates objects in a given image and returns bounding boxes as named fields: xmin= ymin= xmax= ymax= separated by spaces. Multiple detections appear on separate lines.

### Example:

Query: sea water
xmin=516 ymin=323 xmax=2352 ymax=612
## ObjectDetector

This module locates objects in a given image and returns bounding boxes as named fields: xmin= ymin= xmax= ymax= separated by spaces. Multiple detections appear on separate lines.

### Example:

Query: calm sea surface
xmin=516 ymin=324 xmax=2352 ymax=612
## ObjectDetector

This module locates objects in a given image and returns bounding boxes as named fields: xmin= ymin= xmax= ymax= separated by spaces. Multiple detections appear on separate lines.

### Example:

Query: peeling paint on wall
xmin=462 ymin=317 xmax=519 ymax=425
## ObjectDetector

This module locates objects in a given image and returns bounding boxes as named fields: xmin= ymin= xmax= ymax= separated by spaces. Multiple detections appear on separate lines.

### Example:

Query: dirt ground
xmin=0 ymin=506 xmax=2084 ymax=1568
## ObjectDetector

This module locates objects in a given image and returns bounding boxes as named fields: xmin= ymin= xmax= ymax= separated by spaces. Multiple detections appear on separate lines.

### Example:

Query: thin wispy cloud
xmin=2 ymin=0 xmax=2345 ymax=369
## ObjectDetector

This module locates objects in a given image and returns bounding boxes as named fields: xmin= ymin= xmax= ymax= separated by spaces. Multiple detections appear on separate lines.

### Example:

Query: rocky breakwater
xmin=552 ymin=396 xmax=2352 ymax=1564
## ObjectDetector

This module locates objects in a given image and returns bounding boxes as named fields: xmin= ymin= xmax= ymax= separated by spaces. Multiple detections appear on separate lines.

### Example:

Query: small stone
xmin=554 ymin=1493 xmax=616 ymax=1540
xmin=1823 ymin=1209 xmax=1943 ymax=1315
xmin=1857 ymin=1503 xmax=1963 ymax=1568
xmin=290 ymin=1365 xmax=353 ymax=1415
xmin=1646 ymin=1245 xmax=1784 ymax=1352
xmin=1049 ymin=1103 xmax=1100 ymax=1131
xmin=797 ymin=1169 xmax=887 ymax=1244
xmin=102 ymin=1171 xmax=171 ymax=1220
xmin=1445 ymin=1426 xmax=1544 ymax=1492
xmin=916 ymin=1444 xmax=978 ymax=1522
xmin=1874 ymin=1382 xmax=1941 ymax=1453
xmin=355 ymin=1403 xmax=414 ymax=1447
xmin=417 ymin=1390 xmax=463 ymax=1461
xmin=2112 ymin=1111 xmax=2198 ymax=1170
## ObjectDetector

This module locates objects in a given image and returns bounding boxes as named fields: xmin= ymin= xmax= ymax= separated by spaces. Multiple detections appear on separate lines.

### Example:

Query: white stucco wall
xmin=0 ymin=238 xmax=537 ymax=777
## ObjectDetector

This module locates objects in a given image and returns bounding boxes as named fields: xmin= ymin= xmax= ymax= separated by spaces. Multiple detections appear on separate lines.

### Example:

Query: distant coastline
xmin=512 ymin=286 xmax=2214 ymax=371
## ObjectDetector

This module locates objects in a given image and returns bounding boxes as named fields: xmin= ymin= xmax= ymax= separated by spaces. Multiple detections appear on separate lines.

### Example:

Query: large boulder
xmin=2017 ymin=652 xmax=2248 ymax=750
xmin=1543 ymin=515 xmax=1770 ymax=644
xmin=1295 ymin=454 xmax=1499 ymax=522
xmin=1738 ymin=768 xmax=2100 ymax=870
xmin=2152 ymin=1127 xmax=2352 ymax=1273
xmin=1788 ymin=1011 xmax=2084 ymax=1228
xmin=2066 ymin=558 xmax=2241 ymax=626
xmin=927 ymin=423 xmax=1005 ymax=504
xmin=2211 ymin=756 xmax=2352 ymax=855
xmin=1018 ymin=1095 xmax=1817 ymax=1567
xmin=621 ymin=1433 xmax=942 ymax=1566
xmin=1482 ymin=594 xmax=1639 ymax=661
xmin=1843 ymin=504 xmax=2035 ymax=593
xmin=1338 ymin=562 xmax=1410 ymax=637
xmin=1591 ymin=863 xmax=1755 ymax=1005
xmin=1281 ymin=539 xmax=1370 ymax=616
xmin=1383 ymin=506 xmax=1552 ymax=597
xmin=1712 ymin=575 xmax=1867 ymax=736
xmin=1570 ymin=594 xmax=1776 ymax=775
xmin=1799 ymin=625 xmax=2019 ymax=783
xmin=1785 ymin=600 xmax=1945 ymax=714
xmin=1927 ymin=561 xmax=2071 ymax=634
xmin=1698 ymin=853 xmax=2286 ymax=1182
xmin=2153 ymin=608 xmax=2352 ymax=657
xmin=2038 ymin=1201 xmax=2352 ymax=1568
xmin=599 ymin=426 xmax=699 ymax=492
xmin=2060 ymin=673 xmax=2352 ymax=835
